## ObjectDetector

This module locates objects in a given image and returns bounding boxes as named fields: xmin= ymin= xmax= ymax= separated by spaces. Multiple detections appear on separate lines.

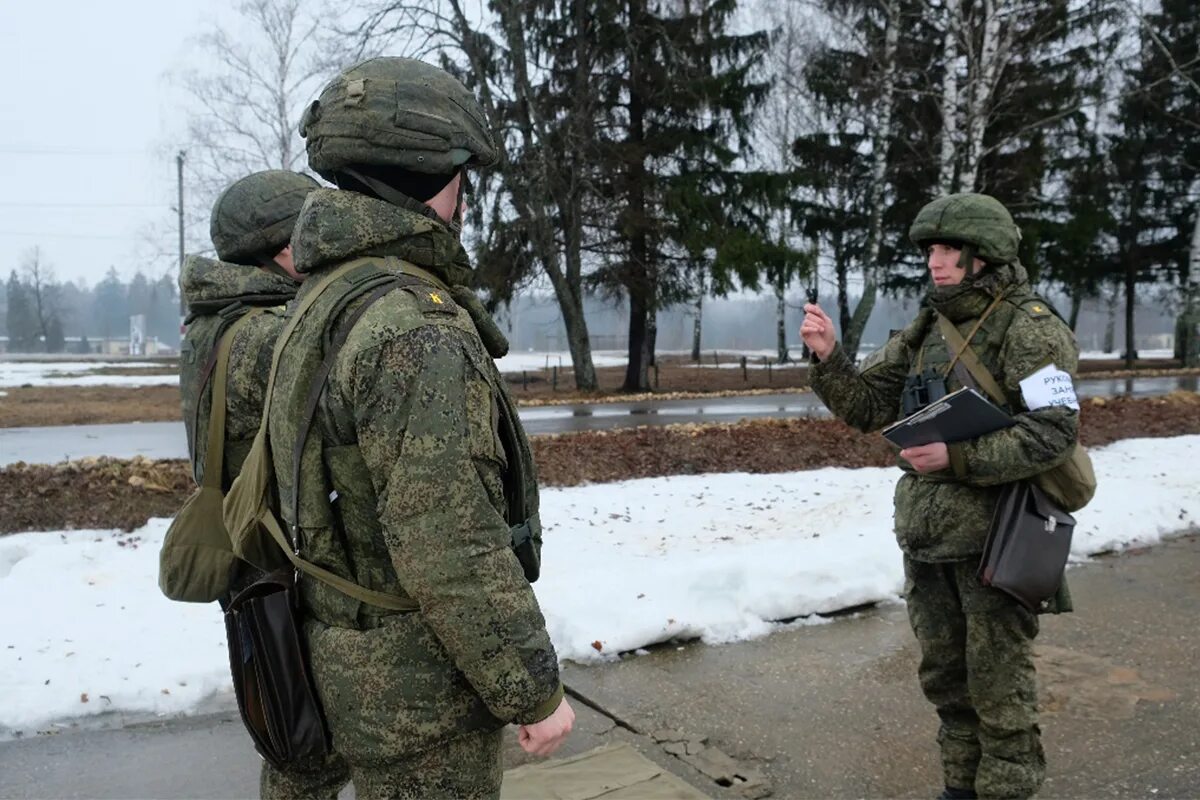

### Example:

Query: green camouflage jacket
xmin=179 ymin=255 xmax=296 ymax=487
xmin=270 ymin=188 xmax=560 ymax=758
xmin=811 ymin=262 xmax=1081 ymax=561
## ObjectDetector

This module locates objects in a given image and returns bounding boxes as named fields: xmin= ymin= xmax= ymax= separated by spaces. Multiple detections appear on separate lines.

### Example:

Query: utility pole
xmin=176 ymin=150 xmax=186 ymax=324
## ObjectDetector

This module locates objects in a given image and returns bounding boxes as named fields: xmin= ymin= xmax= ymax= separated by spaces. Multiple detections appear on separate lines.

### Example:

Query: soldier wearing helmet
xmin=179 ymin=169 xmax=319 ymax=490
xmin=801 ymin=193 xmax=1082 ymax=799
xmin=175 ymin=170 xmax=352 ymax=799
xmin=258 ymin=58 xmax=570 ymax=797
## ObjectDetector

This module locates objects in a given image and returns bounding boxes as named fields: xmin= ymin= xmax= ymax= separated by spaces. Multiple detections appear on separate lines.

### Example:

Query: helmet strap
xmin=449 ymin=172 xmax=467 ymax=239
xmin=255 ymin=253 xmax=295 ymax=282
xmin=957 ymin=243 xmax=978 ymax=279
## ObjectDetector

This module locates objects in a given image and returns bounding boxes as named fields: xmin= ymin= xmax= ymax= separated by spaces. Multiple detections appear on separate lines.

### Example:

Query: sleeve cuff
xmin=947 ymin=443 xmax=968 ymax=479
xmin=514 ymin=682 xmax=564 ymax=725
xmin=810 ymin=343 xmax=855 ymax=386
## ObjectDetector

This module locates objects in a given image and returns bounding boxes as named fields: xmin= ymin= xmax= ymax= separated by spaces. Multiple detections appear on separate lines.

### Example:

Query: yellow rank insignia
xmin=1032 ymin=305 xmax=1043 ymax=313
xmin=428 ymin=292 xmax=444 ymax=304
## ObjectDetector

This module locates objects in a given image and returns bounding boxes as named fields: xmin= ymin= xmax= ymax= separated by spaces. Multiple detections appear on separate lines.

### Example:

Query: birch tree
xmin=792 ymin=1 xmax=892 ymax=354
xmin=758 ymin=0 xmax=818 ymax=363
xmin=936 ymin=0 xmax=962 ymax=192
xmin=846 ymin=0 xmax=900 ymax=360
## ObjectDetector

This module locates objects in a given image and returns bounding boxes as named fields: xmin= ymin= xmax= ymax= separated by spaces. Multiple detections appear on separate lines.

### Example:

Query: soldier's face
xmin=272 ymin=245 xmax=304 ymax=282
xmin=427 ymin=173 xmax=464 ymax=224
xmin=926 ymin=244 xmax=984 ymax=287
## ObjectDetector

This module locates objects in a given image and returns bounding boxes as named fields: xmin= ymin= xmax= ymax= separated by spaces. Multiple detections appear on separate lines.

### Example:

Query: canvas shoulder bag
xmin=159 ymin=309 xmax=263 ymax=603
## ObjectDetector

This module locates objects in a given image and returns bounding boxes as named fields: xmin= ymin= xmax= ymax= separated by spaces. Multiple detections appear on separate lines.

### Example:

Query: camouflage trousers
xmin=260 ymin=752 xmax=351 ymax=800
xmin=258 ymin=731 xmax=500 ymax=800
xmin=904 ymin=557 xmax=1045 ymax=799
xmin=343 ymin=728 xmax=503 ymax=800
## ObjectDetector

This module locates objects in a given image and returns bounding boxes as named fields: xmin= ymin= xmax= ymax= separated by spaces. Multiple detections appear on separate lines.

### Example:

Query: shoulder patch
xmin=398 ymin=283 xmax=459 ymax=316
xmin=1019 ymin=298 xmax=1053 ymax=320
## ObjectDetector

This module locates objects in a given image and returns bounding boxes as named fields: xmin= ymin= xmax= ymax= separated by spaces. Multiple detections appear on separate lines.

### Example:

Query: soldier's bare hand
xmin=518 ymin=698 xmax=575 ymax=757
xmin=800 ymin=303 xmax=837 ymax=361
xmin=900 ymin=442 xmax=950 ymax=473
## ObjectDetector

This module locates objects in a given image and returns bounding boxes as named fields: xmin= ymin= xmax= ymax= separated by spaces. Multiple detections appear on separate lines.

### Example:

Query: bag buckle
xmin=1044 ymin=516 xmax=1058 ymax=533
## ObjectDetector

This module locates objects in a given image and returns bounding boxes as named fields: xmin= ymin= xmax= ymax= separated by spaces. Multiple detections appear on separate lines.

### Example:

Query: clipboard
xmin=882 ymin=387 xmax=1014 ymax=448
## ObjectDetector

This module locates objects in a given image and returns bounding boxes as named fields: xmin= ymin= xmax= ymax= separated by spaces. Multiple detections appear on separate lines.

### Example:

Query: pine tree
xmin=45 ymin=316 xmax=65 ymax=354
xmin=584 ymin=0 xmax=777 ymax=390
xmin=1127 ymin=0 xmax=1200 ymax=365
xmin=93 ymin=267 xmax=128 ymax=342
xmin=1035 ymin=0 xmax=1124 ymax=330
xmin=5 ymin=271 xmax=38 ymax=352
xmin=1106 ymin=1 xmax=1200 ymax=367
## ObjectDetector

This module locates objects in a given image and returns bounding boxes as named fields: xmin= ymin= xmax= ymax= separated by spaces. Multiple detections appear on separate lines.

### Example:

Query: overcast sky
xmin=0 ymin=0 xmax=236 ymax=286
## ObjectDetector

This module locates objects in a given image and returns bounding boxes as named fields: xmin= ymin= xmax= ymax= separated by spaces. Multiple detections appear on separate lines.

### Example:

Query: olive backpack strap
xmin=200 ymin=308 xmax=265 ymax=490
xmin=936 ymin=291 xmax=1009 ymax=405
xmin=288 ymin=276 xmax=414 ymax=540
xmin=231 ymin=258 xmax=421 ymax=612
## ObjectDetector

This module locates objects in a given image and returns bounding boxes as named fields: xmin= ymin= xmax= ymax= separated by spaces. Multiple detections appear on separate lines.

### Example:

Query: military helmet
xmin=908 ymin=193 xmax=1021 ymax=265
xmin=300 ymin=57 xmax=498 ymax=181
xmin=210 ymin=170 xmax=319 ymax=264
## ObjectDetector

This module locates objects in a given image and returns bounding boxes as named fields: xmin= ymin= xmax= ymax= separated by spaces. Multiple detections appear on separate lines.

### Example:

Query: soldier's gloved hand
xmin=517 ymin=697 xmax=575 ymax=757
xmin=800 ymin=303 xmax=837 ymax=361
xmin=900 ymin=442 xmax=950 ymax=473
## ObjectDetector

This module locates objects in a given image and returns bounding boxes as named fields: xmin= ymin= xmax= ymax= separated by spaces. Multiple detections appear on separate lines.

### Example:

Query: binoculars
xmin=901 ymin=368 xmax=949 ymax=416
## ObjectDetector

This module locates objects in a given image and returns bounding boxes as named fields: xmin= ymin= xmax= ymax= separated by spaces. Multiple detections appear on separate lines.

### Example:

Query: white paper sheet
xmin=1019 ymin=363 xmax=1079 ymax=411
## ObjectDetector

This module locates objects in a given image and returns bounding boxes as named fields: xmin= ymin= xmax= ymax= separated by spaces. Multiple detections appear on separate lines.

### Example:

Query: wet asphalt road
xmin=0 ymin=375 xmax=1195 ymax=467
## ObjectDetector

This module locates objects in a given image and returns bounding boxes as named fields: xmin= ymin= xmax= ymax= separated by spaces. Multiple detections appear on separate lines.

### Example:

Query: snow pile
xmin=0 ymin=362 xmax=177 ymax=389
xmin=0 ymin=435 xmax=1197 ymax=735
xmin=537 ymin=470 xmax=895 ymax=657
xmin=494 ymin=350 xmax=629 ymax=374
xmin=0 ymin=524 xmax=227 ymax=735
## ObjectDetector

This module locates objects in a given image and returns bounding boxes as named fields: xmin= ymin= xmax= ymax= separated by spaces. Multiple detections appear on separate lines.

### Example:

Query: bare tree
xmin=175 ymin=0 xmax=354 ymax=248
xmin=21 ymin=247 xmax=63 ymax=351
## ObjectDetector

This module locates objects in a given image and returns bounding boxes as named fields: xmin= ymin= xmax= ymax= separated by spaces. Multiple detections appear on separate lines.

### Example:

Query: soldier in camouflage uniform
xmin=179 ymin=170 xmax=353 ymax=799
xmin=180 ymin=170 xmax=318 ymax=482
xmin=263 ymin=57 xmax=571 ymax=798
xmin=801 ymin=194 xmax=1081 ymax=800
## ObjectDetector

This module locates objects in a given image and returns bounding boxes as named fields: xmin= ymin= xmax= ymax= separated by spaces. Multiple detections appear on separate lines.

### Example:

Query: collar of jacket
xmin=180 ymin=254 xmax=297 ymax=318
xmin=925 ymin=260 xmax=1030 ymax=323
xmin=291 ymin=188 xmax=474 ymax=288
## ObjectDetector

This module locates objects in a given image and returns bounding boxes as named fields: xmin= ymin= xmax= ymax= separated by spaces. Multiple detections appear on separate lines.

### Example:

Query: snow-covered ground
xmin=495 ymin=348 xmax=811 ymax=373
xmin=0 ymin=362 xmax=177 ymax=389
xmin=493 ymin=350 xmax=630 ymax=374
xmin=685 ymin=361 xmax=805 ymax=370
xmin=1 ymin=435 xmax=1197 ymax=736
xmin=1080 ymin=348 xmax=1173 ymax=360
